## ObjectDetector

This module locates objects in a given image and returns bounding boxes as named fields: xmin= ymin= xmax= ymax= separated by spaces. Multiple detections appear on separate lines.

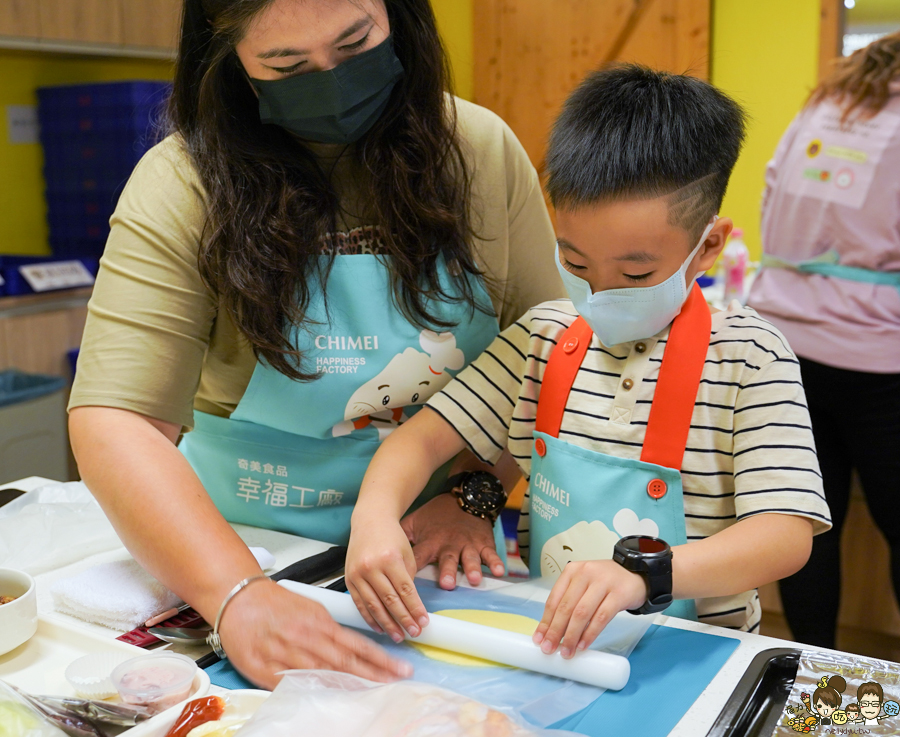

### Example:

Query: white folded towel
xmin=51 ymin=547 xmax=277 ymax=631
xmin=51 ymin=559 xmax=181 ymax=631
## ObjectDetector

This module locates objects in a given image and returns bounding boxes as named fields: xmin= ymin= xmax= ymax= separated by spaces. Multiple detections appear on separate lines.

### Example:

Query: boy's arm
xmin=671 ymin=513 xmax=812 ymax=599
xmin=534 ymin=512 xmax=814 ymax=659
xmin=347 ymin=408 xmax=467 ymax=641
xmin=535 ymin=350 xmax=829 ymax=656
xmin=348 ymin=310 xmax=539 ymax=639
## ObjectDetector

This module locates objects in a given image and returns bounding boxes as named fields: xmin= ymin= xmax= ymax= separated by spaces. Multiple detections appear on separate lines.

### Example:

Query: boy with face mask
xmin=345 ymin=65 xmax=832 ymax=656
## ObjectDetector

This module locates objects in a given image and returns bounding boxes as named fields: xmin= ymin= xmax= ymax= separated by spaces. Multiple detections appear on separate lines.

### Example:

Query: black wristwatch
xmin=445 ymin=471 xmax=507 ymax=525
xmin=613 ymin=535 xmax=673 ymax=615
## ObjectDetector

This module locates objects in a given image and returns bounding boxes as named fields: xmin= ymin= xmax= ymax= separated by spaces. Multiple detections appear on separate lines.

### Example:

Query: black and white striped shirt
xmin=428 ymin=299 xmax=832 ymax=631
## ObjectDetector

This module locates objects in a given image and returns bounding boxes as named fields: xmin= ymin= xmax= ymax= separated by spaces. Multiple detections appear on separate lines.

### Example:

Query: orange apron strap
xmin=640 ymin=284 xmax=711 ymax=470
xmin=534 ymin=317 xmax=593 ymax=438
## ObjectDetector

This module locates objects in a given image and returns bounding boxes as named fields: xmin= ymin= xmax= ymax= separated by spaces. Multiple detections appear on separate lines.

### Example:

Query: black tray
xmin=706 ymin=647 xmax=801 ymax=737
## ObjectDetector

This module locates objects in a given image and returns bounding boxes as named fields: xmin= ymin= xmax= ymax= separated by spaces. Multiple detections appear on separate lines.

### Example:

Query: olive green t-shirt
xmin=69 ymin=98 xmax=562 ymax=429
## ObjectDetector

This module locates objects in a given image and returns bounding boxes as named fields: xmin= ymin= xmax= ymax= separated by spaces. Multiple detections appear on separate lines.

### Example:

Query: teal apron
xmin=761 ymin=251 xmax=900 ymax=293
xmin=180 ymin=255 xmax=499 ymax=545
xmin=527 ymin=284 xmax=713 ymax=620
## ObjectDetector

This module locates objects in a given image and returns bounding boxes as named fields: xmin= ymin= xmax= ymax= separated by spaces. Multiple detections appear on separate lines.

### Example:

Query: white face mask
xmin=556 ymin=218 xmax=717 ymax=347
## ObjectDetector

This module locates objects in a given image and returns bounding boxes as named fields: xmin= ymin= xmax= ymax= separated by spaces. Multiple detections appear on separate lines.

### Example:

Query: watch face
xmin=618 ymin=535 xmax=669 ymax=555
xmin=462 ymin=472 xmax=505 ymax=513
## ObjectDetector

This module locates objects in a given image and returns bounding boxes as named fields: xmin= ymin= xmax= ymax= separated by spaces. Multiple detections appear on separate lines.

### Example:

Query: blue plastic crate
xmin=40 ymin=132 xmax=155 ymax=194
xmin=48 ymin=240 xmax=107 ymax=260
xmin=45 ymin=188 xmax=120 ymax=217
xmin=48 ymin=216 xmax=111 ymax=243
xmin=38 ymin=81 xmax=171 ymax=261
xmin=44 ymin=165 xmax=131 ymax=192
xmin=0 ymin=370 xmax=66 ymax=408
xmin=0 ymin=255 xmax=100 ymax=297
xmin=43 ymin=188 xmax=120 ymax=258
xmin=37 ymin=81 xmax=171 ymax=136
xmin=67 ymin=348 xmax=79 ymax=379
xmin=39 ymin=108 xmax=164 ymax=136
xmin=42 ymin=131 xmax=149 ymax=173
xmin=37 ymin=81 xmax=171 ymax=113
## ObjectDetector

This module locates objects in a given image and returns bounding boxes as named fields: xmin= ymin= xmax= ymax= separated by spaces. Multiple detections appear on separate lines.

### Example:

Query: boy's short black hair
xmin=546 ymin=64 xmax=747 ymax=240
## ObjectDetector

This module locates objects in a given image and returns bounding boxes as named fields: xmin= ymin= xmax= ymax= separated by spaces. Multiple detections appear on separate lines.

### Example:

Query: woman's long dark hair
xmin=169 ymin=0 xmax=485 ymax=381
xmin=810 ymin=30 xmax=900 ymax=123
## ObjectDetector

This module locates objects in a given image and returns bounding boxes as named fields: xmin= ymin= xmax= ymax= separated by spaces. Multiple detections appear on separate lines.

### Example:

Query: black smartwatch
xmin=613 ymin=535 xmax=673 ymax=615
xmin=445 ymin=471 xmax=507 ymax=524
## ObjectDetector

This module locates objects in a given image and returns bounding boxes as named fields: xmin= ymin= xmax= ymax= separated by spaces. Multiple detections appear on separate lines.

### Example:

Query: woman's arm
xmin=70 ymin=406 xmax=412 ymax=688
xmin=70 ymin=407 xmax=259 ymax=617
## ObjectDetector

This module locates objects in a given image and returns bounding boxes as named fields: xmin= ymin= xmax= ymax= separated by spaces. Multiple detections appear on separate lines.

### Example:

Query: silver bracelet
xmin=207 ymin=574 xmax=269 ymax=659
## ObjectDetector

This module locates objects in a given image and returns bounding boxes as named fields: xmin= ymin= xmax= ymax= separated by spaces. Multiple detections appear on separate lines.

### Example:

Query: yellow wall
xmin=432 ymin=0 xmax=474 ymax=101
xmin=0 ymin=51 xmax=173 ymax=256
xmin=710 ymin=0 xmax=822 ymax=259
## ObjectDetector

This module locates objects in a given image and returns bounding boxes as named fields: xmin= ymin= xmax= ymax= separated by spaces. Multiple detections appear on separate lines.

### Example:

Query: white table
xmin=0 ymin=476 xmax=832 ymax=735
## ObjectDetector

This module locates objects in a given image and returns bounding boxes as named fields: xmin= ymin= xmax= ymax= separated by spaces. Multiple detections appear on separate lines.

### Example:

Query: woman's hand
xmin=71 ymin=408 xmax=410 ymax=686
xmin=346 ymin=517 xmax=429 ymax=642
xmin=217 ymin=578 xmax=413 ymax=690
xmin=532 ymin=560 xmax=646 ymax=659
xmin=400 ymin=493 xmax=505 ymax=589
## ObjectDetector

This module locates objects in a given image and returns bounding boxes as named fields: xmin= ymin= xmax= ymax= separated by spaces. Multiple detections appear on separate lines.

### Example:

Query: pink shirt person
xmin=749 ymin=82 xmax=900 ymax=373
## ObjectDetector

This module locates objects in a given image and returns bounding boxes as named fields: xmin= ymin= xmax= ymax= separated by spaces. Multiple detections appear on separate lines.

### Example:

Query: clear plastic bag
xmin=0 ymin=482 xmax=121 ymax=575
xmin=237 ymin=670 xmax=583 ymax=737
xmin=0 ymin=680 xmax=84 ymax=737
xmin=361 ymin=579 xmax=653 ymax=728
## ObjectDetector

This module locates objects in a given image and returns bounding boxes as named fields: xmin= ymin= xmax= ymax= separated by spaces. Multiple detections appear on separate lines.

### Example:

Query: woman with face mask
xmin=67 ymin=0 xmax=559 ymax=688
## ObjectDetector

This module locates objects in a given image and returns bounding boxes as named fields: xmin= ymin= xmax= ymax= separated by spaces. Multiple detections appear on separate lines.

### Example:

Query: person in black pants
xmin=777 ymin=358 xmax=900 ymax=649
xmin=747 ymin=33 xmax=900 ymax=649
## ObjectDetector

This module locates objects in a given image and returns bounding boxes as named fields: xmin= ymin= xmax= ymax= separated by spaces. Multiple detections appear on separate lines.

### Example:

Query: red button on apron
xmin=535 ymin=438 xmax=547 ymax=457
xmin=647 ymin=479 xmax=667 ymax=499
xmin=562 ymin=337 xmax=579 ymax=354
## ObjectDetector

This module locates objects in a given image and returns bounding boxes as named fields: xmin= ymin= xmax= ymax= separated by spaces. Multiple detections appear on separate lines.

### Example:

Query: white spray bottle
xmin=722 ymin=228 xmax=749 ymax=304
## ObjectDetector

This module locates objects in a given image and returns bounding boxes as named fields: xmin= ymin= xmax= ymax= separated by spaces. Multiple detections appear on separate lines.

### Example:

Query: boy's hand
xmin=346 ymin=517 xmax=430 ymax=643
xmin=532 ymin=560 xmax=647 ymax=659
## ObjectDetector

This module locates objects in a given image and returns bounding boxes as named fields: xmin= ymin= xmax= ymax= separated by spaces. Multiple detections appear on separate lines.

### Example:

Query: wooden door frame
xmin=819 ymin=0 xmax=843 ymax=81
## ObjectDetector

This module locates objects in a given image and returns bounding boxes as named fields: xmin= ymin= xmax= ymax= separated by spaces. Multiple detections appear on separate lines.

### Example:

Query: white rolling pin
xmin=279 ymin=580 xmax=631 ymax=691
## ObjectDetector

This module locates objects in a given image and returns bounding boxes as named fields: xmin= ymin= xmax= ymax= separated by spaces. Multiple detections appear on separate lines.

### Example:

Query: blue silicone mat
xmin=550 ymin=624 xmax=741 ymax=736
xmin=205 ymin=623 xmax=740 ymax=735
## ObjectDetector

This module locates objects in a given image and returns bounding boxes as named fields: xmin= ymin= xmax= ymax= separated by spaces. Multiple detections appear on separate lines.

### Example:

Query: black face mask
xmin=251 ymin=36 xmax=404 ymax=145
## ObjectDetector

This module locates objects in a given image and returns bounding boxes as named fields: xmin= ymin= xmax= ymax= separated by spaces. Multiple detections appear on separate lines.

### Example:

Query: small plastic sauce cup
xmin=111 ymin=653 xmax=197 ymax=712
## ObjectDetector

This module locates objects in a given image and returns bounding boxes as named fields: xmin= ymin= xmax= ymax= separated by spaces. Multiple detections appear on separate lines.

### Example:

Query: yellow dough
xmin=410 ymin=609 xmax=540 ymax=668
